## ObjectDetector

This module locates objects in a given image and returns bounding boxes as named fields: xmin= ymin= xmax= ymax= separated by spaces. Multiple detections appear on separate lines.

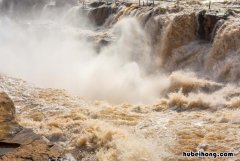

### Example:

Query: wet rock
xmin=197 ymin=10 xmax=229 ymax=41
xmin=0 ymin=92 xmax=15 ymax=122
xmin=88 ymin=5 xmax=117 ymax=26
xmin=86 ymin=33 xmax=113 ymax=52
xmin=89 ymin=1 xmax=105 ymax=8
xmin=0 ymin=92 xmax=21 ymax=140
xmin=124 ymin=2 xmax=134 ymax=7
xmin=141 ymin=8 xmax=155 ymax=26
xmin=0 ymin=91 xmax=63 ymax=160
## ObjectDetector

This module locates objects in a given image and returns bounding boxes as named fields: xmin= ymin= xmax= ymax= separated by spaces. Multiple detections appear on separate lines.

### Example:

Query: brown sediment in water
xmin=206 ymin=19 xmax=240 ymax=82
xmin=158 ymin=12 xmax=197 ymax=66
xmin=0 ymin=0 xmax=240 ymax=160
xmin=168 ymin=71 xmax=223 ymax=94
xmin=1 ymin=73 xmax=240 ymax=160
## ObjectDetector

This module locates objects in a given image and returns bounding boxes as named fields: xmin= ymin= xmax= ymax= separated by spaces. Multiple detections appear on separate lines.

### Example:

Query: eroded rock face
xmin=89 ymin=1 xmax=105 ymax=8
xmin=0 ymin=92 xmax=20 ymax=140
xmin=88 ymin=4 xmax=117 ymax=26
xmin=197 ymin=10 xmax=229 ymax=41
xmin=0 ymin=91 xmax=63 ymax=161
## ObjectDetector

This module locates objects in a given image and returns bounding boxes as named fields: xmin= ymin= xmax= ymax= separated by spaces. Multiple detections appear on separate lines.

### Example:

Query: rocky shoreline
xmin=0 ymin=91 xmax=64 ymax=160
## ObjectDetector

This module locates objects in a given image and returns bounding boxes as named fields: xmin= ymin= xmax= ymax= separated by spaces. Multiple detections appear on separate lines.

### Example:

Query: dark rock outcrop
xmin=197 ymin=10 xmax=229 ymax=41
xmin=88 ymin=5 xmax=117 ymax=26
xmin=89 ymin=1 xmax=105 ymax=8
xmin=0 ymin=91 xmax=63 ymax=161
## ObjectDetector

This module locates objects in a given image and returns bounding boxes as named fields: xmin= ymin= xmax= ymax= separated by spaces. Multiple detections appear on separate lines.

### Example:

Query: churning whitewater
xmin=0 ymin=10 xmax=169 ymax=104
xmin=0 ymin=0 xmax=240 ymax=161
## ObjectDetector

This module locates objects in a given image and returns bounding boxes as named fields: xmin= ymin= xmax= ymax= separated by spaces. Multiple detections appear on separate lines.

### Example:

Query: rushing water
xmin=0 ymin=0 xmax=240 ymax=160
xmin=0 ymin=4 xmax=169 ymax=104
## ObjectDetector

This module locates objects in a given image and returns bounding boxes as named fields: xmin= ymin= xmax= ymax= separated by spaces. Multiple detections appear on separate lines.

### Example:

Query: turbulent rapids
xmin=0 ymin=0 xmax=240 ymax=161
